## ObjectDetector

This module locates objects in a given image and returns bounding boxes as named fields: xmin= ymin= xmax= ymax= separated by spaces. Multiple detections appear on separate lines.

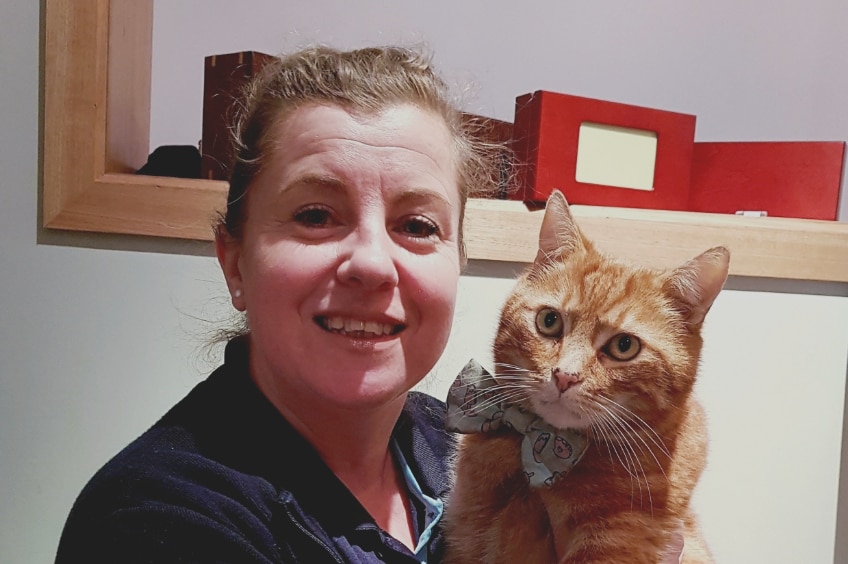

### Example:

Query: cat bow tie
xmin=446 ymin=359 xmax=589 ymax=488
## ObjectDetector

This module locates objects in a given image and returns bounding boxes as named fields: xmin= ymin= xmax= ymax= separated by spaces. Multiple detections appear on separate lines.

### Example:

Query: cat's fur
xmin=444 ymin=191 xmax=728 ymax=564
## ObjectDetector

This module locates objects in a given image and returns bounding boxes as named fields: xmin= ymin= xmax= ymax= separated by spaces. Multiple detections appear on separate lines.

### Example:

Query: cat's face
xmin=493 ymin=191 xmax=728 ymax=434
xmin=495 ymin=252 xmax=697 ymax=431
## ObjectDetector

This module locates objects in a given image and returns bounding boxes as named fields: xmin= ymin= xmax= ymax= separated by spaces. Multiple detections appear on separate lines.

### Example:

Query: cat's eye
xmin=535 ymin=308 xmax=563 ymax=337
xmin=604 ymin=333 xmax=641 ymax=361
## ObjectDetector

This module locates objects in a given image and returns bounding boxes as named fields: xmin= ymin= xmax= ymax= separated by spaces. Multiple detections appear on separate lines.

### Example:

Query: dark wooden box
xmin=461 ymin=113 xmax=514 ymax=198
xmin=202 ymin=51 xmax=275 ymax=180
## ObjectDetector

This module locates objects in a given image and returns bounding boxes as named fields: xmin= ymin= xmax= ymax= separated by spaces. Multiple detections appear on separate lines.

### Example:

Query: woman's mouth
xmin=315 ymin=316 xmax=404 ymax=338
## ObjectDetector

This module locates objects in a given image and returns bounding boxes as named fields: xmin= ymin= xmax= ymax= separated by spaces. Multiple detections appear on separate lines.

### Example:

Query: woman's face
xmin=217 ymin=103 xmax=462 ymax=411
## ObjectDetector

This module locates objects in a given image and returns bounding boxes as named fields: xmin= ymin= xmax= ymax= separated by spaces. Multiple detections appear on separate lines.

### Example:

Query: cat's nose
xmin=551 ymin=367 xmax=581 ymax=393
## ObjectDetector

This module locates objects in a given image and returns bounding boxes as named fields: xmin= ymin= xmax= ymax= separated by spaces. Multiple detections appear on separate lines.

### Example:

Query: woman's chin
xmin=316 ymin=377 xmax=414 ymax=412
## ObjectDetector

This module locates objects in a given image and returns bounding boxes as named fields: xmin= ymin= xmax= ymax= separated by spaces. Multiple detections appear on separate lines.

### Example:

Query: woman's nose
xmin=336 ymin=228 xmax=399 ymax=290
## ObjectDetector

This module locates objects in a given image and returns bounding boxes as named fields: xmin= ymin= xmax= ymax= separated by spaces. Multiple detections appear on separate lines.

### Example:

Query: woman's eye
xmin=399 ymin=216 xmax=439 ymax=239
xmin=535 ymin=308 xmax=563 ymax=338
xmin=604 ymin=333 xmax=641 ymax=361
xmin=293 ymin=206 xmax=333 ymax=227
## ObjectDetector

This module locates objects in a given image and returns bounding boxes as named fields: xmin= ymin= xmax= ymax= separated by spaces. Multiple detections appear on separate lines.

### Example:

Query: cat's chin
xmin=531 ymin=398 xmax=588 ymax=431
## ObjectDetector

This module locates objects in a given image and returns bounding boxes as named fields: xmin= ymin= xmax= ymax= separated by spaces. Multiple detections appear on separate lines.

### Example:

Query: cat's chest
xmin=467 ymin=432 xmax=669 ymax=500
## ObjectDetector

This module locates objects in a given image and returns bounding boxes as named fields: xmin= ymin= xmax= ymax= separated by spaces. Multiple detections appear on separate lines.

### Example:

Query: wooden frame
xmin=43 ymin=0 xmax=848 ymax=282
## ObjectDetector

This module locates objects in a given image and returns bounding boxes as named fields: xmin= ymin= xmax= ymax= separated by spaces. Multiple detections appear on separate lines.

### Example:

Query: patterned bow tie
xmin=445 ymin=359 xmax=589 ymax=488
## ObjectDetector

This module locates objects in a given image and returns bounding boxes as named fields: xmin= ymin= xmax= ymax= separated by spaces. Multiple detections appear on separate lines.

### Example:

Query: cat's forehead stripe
xmin=532 ymin=257 xmax=686 ymax=348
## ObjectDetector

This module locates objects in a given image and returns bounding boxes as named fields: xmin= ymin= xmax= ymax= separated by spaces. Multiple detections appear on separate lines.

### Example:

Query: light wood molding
xmin=43 ymin=0 xmax=848 ymax=282
xmin=465 ymin=199 xmax=848 ymax=282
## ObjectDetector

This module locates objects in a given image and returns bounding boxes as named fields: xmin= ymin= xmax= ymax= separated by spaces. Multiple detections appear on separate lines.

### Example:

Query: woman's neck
xmin=254 ymin=375 xmax=417 ymax=550
xmin=291 ymin=398 xmax=417 ymax=551
xmin=336 ymin=442 xmax=416 ymax=551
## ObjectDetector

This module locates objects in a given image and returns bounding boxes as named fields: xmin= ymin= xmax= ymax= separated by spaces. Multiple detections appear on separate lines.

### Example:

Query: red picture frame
xmin=512 ymin=90 xmax=696 ymax=209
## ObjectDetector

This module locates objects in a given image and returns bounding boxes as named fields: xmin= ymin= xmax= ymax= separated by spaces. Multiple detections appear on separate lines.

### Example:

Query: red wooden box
xmin=512 ymin=90 xmax=696 ymax=209
xmin=202 ymin=51 xmax=275 ymax=180
xmin=689 ymin=141 xmax=845 ymax=220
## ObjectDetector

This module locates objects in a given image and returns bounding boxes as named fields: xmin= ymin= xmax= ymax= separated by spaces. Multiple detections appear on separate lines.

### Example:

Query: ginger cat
xmin=444 ymin=191 xmax=728 ymax=563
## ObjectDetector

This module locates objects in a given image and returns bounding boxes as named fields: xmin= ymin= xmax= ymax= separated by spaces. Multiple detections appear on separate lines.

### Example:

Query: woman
xmin=55 ymin=46 xmax=495 ymax=563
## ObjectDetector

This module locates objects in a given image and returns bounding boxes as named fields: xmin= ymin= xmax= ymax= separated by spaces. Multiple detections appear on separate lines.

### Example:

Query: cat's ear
xmin=664 ymin=247 xmax=730 ymax=327
xmin=536 ymin=190 xmax=586 ymax=265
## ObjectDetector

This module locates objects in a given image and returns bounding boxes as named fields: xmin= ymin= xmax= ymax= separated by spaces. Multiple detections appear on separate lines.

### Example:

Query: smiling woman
xmin=216 ymin=103 xmax=463 ymax=414
xmin=55 ymin=45 xmax=499 ymax=563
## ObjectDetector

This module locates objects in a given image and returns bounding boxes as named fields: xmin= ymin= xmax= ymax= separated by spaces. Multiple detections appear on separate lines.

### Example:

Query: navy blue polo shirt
xmin=55 ymin=337 xmax=455 ymax=563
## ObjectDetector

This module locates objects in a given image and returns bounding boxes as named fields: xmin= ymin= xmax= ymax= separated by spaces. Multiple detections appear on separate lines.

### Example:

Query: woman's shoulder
xmin=55 ymin=370 xmax=284 ymax=562
xmin=397 ymin=391 xmax=455 ymax=497
xmin=404 ymin=391 xmax=450 ymax=439
xmin=63 ymin=380 xmax=277 ymax=517
xmin=65 ymin=357 xmax=287 ymax=514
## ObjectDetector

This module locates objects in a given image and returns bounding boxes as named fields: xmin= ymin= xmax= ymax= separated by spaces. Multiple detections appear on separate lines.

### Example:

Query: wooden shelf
xmin=465 ymin=199 xmax=848 ymax=282
xmin=42 ymin=0 xmax=848 ymax=283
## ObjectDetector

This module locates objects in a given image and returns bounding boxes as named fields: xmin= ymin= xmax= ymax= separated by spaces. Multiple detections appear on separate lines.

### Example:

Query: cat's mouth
xmin=315 ymin=316 xmax=404 ymax=338
xmin=533 ymin=392 xmax=589 ymax=430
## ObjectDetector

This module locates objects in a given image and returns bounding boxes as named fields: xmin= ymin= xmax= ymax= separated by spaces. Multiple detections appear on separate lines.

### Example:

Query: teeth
xmin=323 ymin=317 xmax=397 ymax=337
xmin=345 ymin=319 xmax=365 ymax=332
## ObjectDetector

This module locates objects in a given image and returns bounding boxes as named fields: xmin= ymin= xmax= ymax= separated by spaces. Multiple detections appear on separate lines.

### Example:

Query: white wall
xmin=1 ymin=0 xmax=847 ymax=562
xmin=1 ymin=3 xmax=229 ymax=562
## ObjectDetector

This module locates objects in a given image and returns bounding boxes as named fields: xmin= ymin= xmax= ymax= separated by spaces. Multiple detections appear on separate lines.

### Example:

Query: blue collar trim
xmin=392 ymin=439 xmax=444 ymax=563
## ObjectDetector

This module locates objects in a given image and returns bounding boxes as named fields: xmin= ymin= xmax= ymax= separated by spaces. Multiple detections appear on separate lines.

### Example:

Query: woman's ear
xmin=215 ymin=226 xmax=246 ymax=312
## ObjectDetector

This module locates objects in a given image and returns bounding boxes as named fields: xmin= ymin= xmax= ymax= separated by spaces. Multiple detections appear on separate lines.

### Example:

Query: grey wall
xmin=2 ymin=1 xmax=847 ymax=562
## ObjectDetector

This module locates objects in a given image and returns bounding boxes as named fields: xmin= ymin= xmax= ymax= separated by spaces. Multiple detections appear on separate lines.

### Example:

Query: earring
xmin=233 ymin=289 xmax=243 ymax=299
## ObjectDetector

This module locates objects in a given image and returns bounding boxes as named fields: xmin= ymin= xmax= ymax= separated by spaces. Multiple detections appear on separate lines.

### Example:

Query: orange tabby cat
xmin=443 ymin=190 xmax=728 ymax=564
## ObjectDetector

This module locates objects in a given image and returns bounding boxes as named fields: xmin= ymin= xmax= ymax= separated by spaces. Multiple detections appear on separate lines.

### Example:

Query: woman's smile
xmin=222 ymin=102 xmax=462 ymax=410
xmin=315 ymin=315 xmax=405 ymax=338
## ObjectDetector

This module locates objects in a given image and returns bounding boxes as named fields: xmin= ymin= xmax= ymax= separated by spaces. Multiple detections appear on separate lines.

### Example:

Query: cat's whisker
xmin=492 ymin=368 xmax=539 ymax=377
xmin=610 ymin=422 xmax=669 ymax=489
xmin=595 ymin=401 xmax=665 ymax=470
xmin=585 ymin=411 xmax=616 ymax=465
xmin=591 ymin=416 xmax=619 ymax=467
xmin=491 ymin=374 xmax=536 ymax=382
xmin=593 ymin=397 xmax=666 ymax=458
xmin=493 ymin=362 xmax=532 ymax=374
xmin=474 ymin=393 xmax=529 ymax=411
xmin=592 ymin=411 xmax=644 ymax=507
xmin=490 ymin=370 xmax=527 ymax=375
xmin=592 ymin=410 xmax=638 ymax=478
xmin=593 ymin=414 xmax=630 ymax=473
xmin=461 ymin=388 xmax=531 ymax=413
xmin=592 ymin=402 xmax=655 ymax=512
xmin=595 ymin=396 xmax=672 ymax=459
xmin=477 ymin=383 xmax=534 ymax=396
xmin=609 ymin=418 xmax=652 ymax=512
xmin=469 ymin=382 xmax=534 ymax=393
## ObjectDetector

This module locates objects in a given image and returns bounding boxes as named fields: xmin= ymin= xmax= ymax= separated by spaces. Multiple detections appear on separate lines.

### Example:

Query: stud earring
xmin=233 ymin=289 xmax=243 ymax=299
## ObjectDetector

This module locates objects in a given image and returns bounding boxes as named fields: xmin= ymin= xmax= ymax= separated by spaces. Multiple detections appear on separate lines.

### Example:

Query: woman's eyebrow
xmin=282 ymin=173 xmax=346 ymax=194
xmin=392 ymin=187 xmax=452 ymax=211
